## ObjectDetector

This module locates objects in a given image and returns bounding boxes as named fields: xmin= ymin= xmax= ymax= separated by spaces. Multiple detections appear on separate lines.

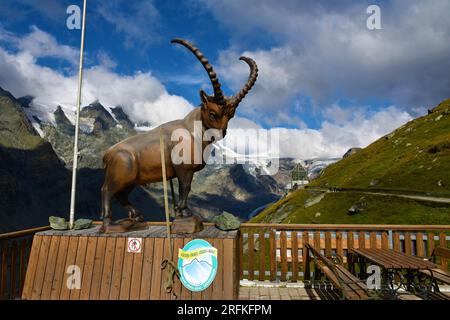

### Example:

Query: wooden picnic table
xmin=349 ymin=248 xmax=440 ymax=298
xmin=350 ymin=248 xmax=437 ymax=270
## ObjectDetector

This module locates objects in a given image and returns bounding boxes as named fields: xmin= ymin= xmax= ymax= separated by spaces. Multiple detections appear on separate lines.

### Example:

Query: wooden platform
xmin=22 ymin=226 xmax=239 ymax=300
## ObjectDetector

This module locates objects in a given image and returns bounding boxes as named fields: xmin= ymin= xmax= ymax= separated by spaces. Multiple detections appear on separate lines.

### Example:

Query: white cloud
xmin=223 ymin=105 xmax=411 ymax=159
xmin=96 ymin=50 xmax=117 ymax=70
xmin=205 ymin=0 xmax=450 ymax=123
xmin=218 ymin=47 xmax=298 ymax=122
xmin=0 ymin=27 xmax=193 ymax=126
xmin=0 ymin=25 xmax=79 ymax=65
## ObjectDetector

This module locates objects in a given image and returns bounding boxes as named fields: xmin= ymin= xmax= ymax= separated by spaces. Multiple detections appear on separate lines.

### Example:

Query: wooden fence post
xmin=259 ymin=230 xmax=265 ymax=281
xmin=291 ymin=232 xmax=298 ymax=282
xmin=280 ymin=231 xmax=288 ymax=282
xmin=269 ymin=231 xmax=276 ymax=282
xmin=248 ymin=230 xmax=254 ymax=281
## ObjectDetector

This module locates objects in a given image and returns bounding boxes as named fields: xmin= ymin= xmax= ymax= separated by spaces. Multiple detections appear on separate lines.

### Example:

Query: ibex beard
xmin=100 ymin=38 xmax=258 ymax=228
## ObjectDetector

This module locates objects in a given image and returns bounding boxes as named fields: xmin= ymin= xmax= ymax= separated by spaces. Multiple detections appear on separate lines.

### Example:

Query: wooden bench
xmin=419 ymin=247 xmax=450 ymax=288
xmin=304 ymin=243 xmax=370 ymax=300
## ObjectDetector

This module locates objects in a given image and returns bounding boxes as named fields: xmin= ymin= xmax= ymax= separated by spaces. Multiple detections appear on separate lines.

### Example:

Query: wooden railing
xmin=0 ymin=226 xmax=51 ymax=299
xmin=239 ymin=224 xmax=450 ymax=282
xmin=0 ymin=223 xmax=449 ymax=299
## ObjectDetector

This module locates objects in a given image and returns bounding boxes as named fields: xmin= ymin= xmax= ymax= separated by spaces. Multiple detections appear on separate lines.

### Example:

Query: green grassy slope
xmin=253 ymin=99 xmax=450 ymax=224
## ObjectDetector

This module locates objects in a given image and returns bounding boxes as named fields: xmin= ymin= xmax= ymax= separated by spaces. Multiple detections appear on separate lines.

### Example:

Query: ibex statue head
xmin=171 ymin=38 xmax=258 ymax=136
xmin=100 ymin=38 xmax=258 ymax=229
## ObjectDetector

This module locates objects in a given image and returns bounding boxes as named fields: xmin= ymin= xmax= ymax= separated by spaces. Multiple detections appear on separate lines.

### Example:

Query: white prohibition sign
xmin=127 ymin=238 xmax=142 ymax=253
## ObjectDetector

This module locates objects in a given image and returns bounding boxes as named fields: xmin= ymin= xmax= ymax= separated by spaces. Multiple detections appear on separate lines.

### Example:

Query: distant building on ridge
xmin=286 ymin=163 xmax=309 ymax=191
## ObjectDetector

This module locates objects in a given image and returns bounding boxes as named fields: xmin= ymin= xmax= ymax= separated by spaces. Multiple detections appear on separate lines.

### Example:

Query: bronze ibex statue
xmin=100 ymin=38 xmax=258 ymax=228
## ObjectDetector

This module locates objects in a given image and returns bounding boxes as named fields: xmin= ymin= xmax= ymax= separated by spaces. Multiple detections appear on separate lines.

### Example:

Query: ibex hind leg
xmin=101 ymin=150 xmax=139 ymax=225
xmin=101 ymin=181 xmax=115 ymax=226
xmin=116 ymin=186 xmax=144 ymax=222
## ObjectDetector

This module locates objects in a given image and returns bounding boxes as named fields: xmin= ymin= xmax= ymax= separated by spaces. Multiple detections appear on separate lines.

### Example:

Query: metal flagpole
xmin=69 ymin=0 xmax=88 ymax=229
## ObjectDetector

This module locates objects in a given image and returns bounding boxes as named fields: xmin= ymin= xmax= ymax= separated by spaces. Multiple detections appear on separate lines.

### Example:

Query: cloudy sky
xmin=0 ymin=0 xmax=449 ymax=159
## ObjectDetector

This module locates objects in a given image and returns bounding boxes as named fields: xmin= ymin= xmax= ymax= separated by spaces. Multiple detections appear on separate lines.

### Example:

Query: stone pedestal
xmin=171 ymin=215 xmax=204 ymax=234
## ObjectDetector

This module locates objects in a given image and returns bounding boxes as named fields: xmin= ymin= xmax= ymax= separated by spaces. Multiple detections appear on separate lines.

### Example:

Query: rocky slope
xmin=43 ymin=101 xmax=136 ymax=169
xmin=0 ymin=87 xmax=71 ymax=232
xmin=253 ymin=99 xmax=450 ymax=225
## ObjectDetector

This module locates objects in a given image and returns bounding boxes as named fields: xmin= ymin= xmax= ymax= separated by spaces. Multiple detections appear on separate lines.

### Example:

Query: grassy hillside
xmin=253 ymin=99 xmax=450 ymax=224
xmin=310 ymin=99 xmax=450 ymax=195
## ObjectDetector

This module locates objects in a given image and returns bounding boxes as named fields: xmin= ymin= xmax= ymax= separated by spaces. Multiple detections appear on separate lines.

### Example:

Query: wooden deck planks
xmin=21 ymin=235 xmax=43 ymax=300
xmin=211 ymin=238 xmax=223 ymax=300
xmin=160 ymin=238 xmax=173 ymax=300
xmin=119 ymin=241 xmax=135 ymax=299
xmin=59 ymin=236 xmax=80 ymax=300
xmin=149 ymin=238 xmax=164 ymax=300
xmin=40 ymin=236 xmax=60 ymax=299
xmin=89 ymin=237 xmax=107 ymax=300
xmin=30 ymin=235 xmax=51 ymax=299
xmin=109 ymin=237 xmax=125 ymax=300
xmin=98 ymin=237 xmax=116 ymax=300
xmin=129 ymin=239 xmax=144 ymax=300
xmin=78 ymin=236 xmax=96 ymax=300
xmin=139 ymin=238 xmax=154 ymax=300
xmin=223 ymin=239 xmax=234 ymax=300
xmin=69 ymin=236 xmax=88 ymax=300
xmin=49 ymin=236 xmax=69 ymax=300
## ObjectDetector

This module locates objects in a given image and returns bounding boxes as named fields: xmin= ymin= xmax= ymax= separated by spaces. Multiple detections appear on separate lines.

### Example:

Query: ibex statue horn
xmin=171 ymin=38 xmax=226 ymax=106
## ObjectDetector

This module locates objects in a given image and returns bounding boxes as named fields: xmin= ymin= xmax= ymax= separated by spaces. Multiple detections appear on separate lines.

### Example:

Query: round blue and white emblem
xmin=178 ymin=239 xmax=218 ymax=292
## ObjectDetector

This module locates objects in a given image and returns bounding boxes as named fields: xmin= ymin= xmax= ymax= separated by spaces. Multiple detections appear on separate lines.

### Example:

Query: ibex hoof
xmin=99 ymin=217 xmax=112 ymax=233
xmin=127 ymin=208 xmax=141 ymax=220
xmin=103 ymin=217 xmax=112 ymax=226
xmin=181 ymin=208 xmax=193 ymax=217
xmin=174 ymin=207 xmax=183 ymax=218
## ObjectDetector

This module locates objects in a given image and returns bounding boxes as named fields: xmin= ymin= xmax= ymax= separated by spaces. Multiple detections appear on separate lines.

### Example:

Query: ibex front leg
xmin=174 ymin=168 xmax=194 ymax=217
